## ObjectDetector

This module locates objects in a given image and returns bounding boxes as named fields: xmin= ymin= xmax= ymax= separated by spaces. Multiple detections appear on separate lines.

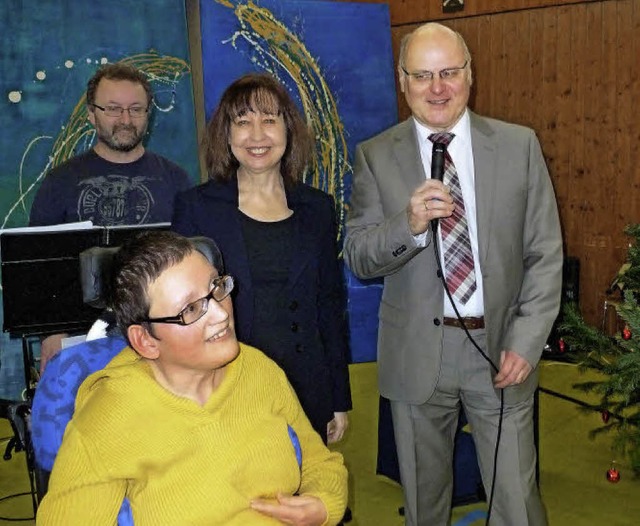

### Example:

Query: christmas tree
xmin=559 ymin=224 xmax=640 ymax=477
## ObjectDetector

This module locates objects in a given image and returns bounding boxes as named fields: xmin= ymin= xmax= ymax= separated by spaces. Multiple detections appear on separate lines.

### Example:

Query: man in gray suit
xmin=344 ymin=23 xmax=562 ymax=526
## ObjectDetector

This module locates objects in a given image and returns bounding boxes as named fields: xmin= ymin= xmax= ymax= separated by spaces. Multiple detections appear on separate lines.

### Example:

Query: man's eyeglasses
xmin=401 ymin=61 xmax=468 ymax=83
xmin=92 ymin=103 xmax=149 ymax=118
xmin=141 ymin=275 xmax=235 ymax=326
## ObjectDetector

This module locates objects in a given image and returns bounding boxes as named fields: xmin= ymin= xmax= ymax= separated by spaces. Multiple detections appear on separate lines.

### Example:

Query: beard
xmin=97 ymin=122 xmax=147 ymax=153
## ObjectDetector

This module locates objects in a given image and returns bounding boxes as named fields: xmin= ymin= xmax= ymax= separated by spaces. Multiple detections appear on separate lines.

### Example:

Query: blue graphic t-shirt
xmin=29 ymin=149 xmax=191 ymax=227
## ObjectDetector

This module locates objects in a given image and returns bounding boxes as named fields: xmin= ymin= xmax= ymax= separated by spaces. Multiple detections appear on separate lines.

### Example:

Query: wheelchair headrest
xmin=79 ymin=236 xmax=224 ymax=309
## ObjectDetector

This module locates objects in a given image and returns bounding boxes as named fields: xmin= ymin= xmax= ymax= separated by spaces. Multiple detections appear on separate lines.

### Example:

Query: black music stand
xmin=1 ymin=223 xmax=169 ymax=389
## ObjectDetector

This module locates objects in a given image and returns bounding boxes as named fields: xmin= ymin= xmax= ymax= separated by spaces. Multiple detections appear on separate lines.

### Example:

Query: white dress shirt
xmin=413 ymin=109 xmax=484 ymax=318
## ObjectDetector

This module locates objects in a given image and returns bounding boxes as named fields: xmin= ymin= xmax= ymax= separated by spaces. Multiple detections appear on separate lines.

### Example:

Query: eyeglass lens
xmin=182 ymin=276 xmax=234 ymax=325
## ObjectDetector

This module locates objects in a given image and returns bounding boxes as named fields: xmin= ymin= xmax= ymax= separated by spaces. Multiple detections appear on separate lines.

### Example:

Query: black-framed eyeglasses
xmin=140 ymin=275 xmax=235 ymax=326
xmin=91 ymin=103 xmax=149 ymax=118
xmin=401 ymin=60 xmax=468 ymax=83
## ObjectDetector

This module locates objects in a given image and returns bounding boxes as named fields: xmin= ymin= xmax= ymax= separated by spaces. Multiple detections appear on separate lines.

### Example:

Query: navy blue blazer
xmin=172 ymin=179 xmax=352 ymax=436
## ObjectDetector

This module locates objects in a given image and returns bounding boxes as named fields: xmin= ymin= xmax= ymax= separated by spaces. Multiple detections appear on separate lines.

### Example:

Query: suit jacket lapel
xmin=470 ymin=113 xmax=498 ymax=267
xmin=203 ymin=183 xmax=251 ymax=287
xmin=202 ymin=181 xmax=255 ymax=339
xmin=393 ymin=118 xmax=428 ymax=189
xmin=286 ymin=185 xmax=313 ymax=288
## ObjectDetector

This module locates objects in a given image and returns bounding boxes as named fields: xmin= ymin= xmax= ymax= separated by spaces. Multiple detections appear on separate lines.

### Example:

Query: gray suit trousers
xmin=390 ymin=327 xmax=547 ymax=526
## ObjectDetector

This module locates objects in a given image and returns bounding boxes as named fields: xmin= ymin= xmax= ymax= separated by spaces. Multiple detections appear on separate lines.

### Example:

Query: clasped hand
xmin=251 ymin=493 xmax=328 ymax=525
xmin=493 ymin=350 xmax=533 ymax=389
xmin=407 ymin=180 xmax=454 ymax=235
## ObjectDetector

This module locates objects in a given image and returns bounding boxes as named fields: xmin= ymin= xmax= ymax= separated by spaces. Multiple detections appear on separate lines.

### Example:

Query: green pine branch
xmin=557 ymin=224 xmax=640 ymax=476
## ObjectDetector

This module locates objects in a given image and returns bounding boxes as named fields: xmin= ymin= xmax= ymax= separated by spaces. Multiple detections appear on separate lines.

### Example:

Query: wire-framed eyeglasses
xmin=401 ymin=60 xmax=468 ymax=83
xmin=141 ymin=275 xmax=235 ymax=326
xmin=92 ymin=103 xmax=149 ymax=118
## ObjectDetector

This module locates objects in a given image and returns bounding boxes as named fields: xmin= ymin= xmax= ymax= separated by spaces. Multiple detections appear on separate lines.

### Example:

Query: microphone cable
xmin=429 ymin=140 xmax=503 ymax=526
xmin=430 ymin=229 xmax=503 ymax=526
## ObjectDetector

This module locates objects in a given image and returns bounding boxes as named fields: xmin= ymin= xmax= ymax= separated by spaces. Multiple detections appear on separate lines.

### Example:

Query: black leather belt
xmin=442 ymin=316 xmax=485 ymax=330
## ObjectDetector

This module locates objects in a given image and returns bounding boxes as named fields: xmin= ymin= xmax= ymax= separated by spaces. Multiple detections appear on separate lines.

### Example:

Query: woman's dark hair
xmin=203 ymin=73 xmax=314 ymax=187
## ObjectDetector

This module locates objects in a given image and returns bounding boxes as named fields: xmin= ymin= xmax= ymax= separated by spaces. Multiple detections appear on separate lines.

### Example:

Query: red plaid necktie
xmin=429 ymin=132 xmax=477 ymax=304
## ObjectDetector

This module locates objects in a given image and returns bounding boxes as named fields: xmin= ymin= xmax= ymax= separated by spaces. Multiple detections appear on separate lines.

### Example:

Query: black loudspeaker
xmin=562 ymin=256 xmax=580 ymax=304
xmin=544 ymin=256 xmax=580 ymax=357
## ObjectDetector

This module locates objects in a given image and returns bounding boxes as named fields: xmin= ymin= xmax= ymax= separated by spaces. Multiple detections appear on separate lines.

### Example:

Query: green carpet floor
xmin=1 ymin=360 xmax=639 ymax=525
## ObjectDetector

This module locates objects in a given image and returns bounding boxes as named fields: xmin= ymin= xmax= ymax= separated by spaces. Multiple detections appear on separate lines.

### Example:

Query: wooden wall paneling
xmin=504 ymin=11 xmax=532 ymax=129
xmin=461 ymin=16 xmax=487 ymax=114
xmin=383 ymin=0 xmax=600 ymax=27
xmin=529 ymin=10 xmax=545 ymax=133
xmin=613 ymin=0 xmax=638 ymax=287
xmin=598 ymin=0 xmax=621 ymax=319
xmin=581 ymin=0 xmax=627 ymax=322
xmin=578 ymin=2 xmax=603 ymax=321
xmin=451 ymin=17 xmax=491 ymax=117
xmin=616 ymin=0 xmax=633 ymax=214
xmin=539 ymin=7 xmax=559 ymax=174
xmin=489 ymin=16 xmax=508 ymax=119
xmin=549 ymin=6 xmax=572 ymax=232
xmin=632 ymin=1 xmax=640 ymax=230
xmin=565 ymin=3 xmax=587 ymax=267
xmin=597 ymin=0 xmax=630 ymax=315
xmin=594 ymin=1 xmax=629 ymax=318
xmin=601 ymin=0 xmax=618 ymax=219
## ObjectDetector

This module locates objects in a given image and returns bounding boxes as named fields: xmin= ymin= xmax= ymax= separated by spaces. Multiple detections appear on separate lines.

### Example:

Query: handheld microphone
xmin=431 ymin=142 xmax=446 ymax=181
xmin=430 ymin=142 xmax=446 ymax=232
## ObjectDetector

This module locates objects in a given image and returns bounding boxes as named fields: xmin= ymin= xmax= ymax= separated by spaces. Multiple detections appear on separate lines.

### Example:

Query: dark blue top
xmin=240 ymin=211 xmax=295 ymax=360
xmin=172 ymin=179 xmax=352 ymax=440
xmin=29 ymin=149 xmax=191 ymax=226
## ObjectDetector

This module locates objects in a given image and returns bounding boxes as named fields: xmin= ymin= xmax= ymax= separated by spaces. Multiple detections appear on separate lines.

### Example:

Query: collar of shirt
xmin=413 ymin=109 xmax=472 ymax=175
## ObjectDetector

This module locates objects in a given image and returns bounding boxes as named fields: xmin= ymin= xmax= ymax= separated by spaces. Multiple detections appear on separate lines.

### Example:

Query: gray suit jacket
xmin=344 ymin=111 xmax=563 ymax=405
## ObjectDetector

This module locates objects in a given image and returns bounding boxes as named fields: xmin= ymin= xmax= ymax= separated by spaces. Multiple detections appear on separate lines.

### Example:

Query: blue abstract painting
xmin=0 ymin=0 xmax=198 ymax=399
xmin=199 ymin=0 xmax=398 ymax=362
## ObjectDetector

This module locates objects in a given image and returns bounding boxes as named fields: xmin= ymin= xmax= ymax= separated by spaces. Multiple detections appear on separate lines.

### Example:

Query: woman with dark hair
xmin=172 ymin=73 xmax=352 ymax=446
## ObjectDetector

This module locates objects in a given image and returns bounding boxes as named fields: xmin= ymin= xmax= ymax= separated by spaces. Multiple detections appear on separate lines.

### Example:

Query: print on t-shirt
xmin=78 ymin=174 xmax=155 ymax=226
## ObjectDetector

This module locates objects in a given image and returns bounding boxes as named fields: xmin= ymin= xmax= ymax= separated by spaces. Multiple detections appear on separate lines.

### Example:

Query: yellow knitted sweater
xmin=36 ymin=344 xmax=347 ymax=525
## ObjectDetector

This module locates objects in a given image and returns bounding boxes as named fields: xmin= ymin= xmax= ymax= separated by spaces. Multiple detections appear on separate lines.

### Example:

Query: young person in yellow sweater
xmin=36 ymin=230 xmax=348 ymax=525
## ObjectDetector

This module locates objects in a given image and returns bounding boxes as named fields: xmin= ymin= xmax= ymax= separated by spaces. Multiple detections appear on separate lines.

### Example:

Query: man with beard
xmin=29 ymin=63 xmax=191 ymax=372
xmin=30 ymin=62 xmax=191 ymax=227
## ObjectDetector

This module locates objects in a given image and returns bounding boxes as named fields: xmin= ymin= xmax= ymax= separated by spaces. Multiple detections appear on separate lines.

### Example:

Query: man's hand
xmin=407 ymin=180 xmax=454 ymax=235
xmin=251 ymin=493 xmax=328 ymax=526
xmin=493 ymin=350 xmax=533 ymax=389
xmin=39 ymin=333 xmax=68 ymax=376
xmin=327 ymin=412 xmax=349 ymax=444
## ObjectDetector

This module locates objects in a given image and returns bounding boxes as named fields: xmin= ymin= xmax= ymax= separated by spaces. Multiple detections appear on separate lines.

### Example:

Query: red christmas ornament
xmin=606 ymin=462 xmax=621 ymax=483
xmin=601 ymin=410 xmax=610 ymax=423
xmin=558 ymin=338 xmax=566 ymax=353
xmin=622 ymin=326 xmax=632 ymax=340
